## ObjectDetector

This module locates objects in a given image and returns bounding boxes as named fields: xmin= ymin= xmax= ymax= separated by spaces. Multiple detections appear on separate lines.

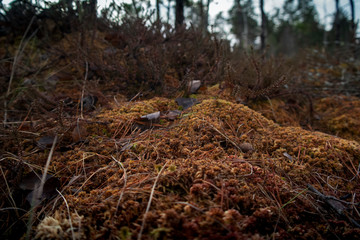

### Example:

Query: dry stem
xmin=137 ymin=161 xmax=168 ymax=240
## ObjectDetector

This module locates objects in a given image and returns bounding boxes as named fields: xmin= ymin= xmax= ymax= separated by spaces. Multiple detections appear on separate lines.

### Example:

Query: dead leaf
xmin=37 ymin=136 xmax=56 ymax=150
xmin=175 ymin=97 xmax=200 ymax=110
xmin=19 ymin=172 xmax=52 ymax=191
xmin=72 ymin=123 xmax=88 ymax=142
xmin=26 ymin=177 xmax=60 ymax=206
xmin=188 ymin=80 xmax=201 ymax=94
xmin=141 ymin=111 xmax=160 ymax=121
xmin=283 ymin=152 xmax=293 ymax=162
xmin=162 ymin=110 xmax=181 ymax=120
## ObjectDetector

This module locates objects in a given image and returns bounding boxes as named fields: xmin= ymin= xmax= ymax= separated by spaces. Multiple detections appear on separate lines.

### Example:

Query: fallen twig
xmin=111 ymin=156 xmax=128 ymax=215
xmin=137 ymin=161 xmax=168 ymax=240
xmin=307 ymin=184 xmax=360 ymax=228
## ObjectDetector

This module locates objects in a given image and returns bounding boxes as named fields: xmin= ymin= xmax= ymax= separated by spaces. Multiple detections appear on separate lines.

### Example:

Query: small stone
xmin=175 ymin=97 xmax=199 ymax=110
xmin=163 ymin=110 xmax=181 ymax=120
xmin=239 ymin=142 xmax=254 ymax=152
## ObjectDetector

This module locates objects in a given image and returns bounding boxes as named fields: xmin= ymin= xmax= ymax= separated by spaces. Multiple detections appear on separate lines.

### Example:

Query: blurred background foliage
xmin=0 ymin=0 xmax=358 ymax=106
xmin=0 ymin=0 xmax=357 ymax=53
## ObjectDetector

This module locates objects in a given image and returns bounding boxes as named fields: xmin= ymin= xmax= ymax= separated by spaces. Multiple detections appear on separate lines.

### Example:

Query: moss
xmin=314 ymin=96 xmax=360 ymax=141
xmin=13 ymin=96 xmax=359 ymax=239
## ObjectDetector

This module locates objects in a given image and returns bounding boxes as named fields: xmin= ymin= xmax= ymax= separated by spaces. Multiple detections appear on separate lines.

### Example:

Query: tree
xmin=156 ymin=0 xmax=161 ymax=22
xmin=167 ymin=0 xmax=172 ymax=23
xmin=199 ymin=0 xmax=204 ymax=30
xmin=296 ymin=0 xmax=324 ymax=46
xmin=272 ymin=0 xmax=324 ymax=54
xmin=65 ymin=0 xmax=75 ymax=18
xmin=349 ymin=0 xmax=355 ymax=44
xmin=175 ymin=0 xmax=184 ymax=27
xmin=229 ymin=0 xmax=258 ymax=49
xmin=260 ymin=0 xmax=266 ymax=51
xmin=334 ymin=0 xmax=340 ymax=45
xmin=199 ymin=0 xmax=211 ymax=32
xmin=188 ymin=0 xmax=211 ymax=32
xmin=330 ymin=9 xmax=352 ymax=46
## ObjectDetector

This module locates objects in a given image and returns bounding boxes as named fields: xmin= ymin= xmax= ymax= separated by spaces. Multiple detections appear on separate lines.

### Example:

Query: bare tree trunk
xmin=90 ymin=0 xmax=97 ymax=46
xmin=167 ymin=0 xmax=171 ymax=23
xmin=66 ymin=0 xmax=75 ymax=32
xmin=199 ymin=0 xmax=210 ymax=33
xmin=242 ymin=7 xmax=248 ymax=48
xmin=349 ymin=0 xmax=356 ymax=57
xmin=334 ymin=0 xmax=340 ymax=46
xmin=199 ymin=0 xmax=211 ymax=33
xmin=235 ymin=0 xmax=248 ymax=48
xmin=156 ymin=0 xmax=161 ymax=22
xmin=349 ymin=0 xmax=355 ymax=43
xmin=205 ymin=0 xmax=211 ymax=32
xmin=66 ymin=0 xmax=75 ymax=17
xmin=199 ymin=0 xmax=204 ymax=30
xmin=322 ymin=1 xmax=328 ymax=52
xmin=260 ymin=0 xmax=266 ymax=52
xmin=175 ymin=0 xmax=184 ymax=28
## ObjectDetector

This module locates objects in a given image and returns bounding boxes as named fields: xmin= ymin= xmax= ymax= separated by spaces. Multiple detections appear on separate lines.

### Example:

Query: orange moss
xmin=314 ymin=95 xmax=360 ymax=141
xmin=12 ymin=97 xmax=360 ymax=239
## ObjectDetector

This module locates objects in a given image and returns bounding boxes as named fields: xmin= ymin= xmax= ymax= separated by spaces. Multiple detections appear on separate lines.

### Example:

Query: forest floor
xmin=1 ymin=31 xmax=360 ymax=239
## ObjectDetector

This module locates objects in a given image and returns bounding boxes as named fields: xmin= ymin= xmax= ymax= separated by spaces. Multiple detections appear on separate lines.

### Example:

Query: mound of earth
xmin=250 ymin=95 xmax=360 ymax=143
xmin=21 ymin=97 xmax=360 ymax=239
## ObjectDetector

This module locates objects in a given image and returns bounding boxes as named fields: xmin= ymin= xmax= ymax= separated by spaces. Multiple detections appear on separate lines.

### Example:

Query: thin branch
xmin=137 ymin=161 xmax=168 ymax=240
xmin=34 ymin=135 xmax=58 ymax=206
xmin=56 ymin=189 xmax=76 ymax=240
xmin=80 ymin=61 xmax=88 ymax=119
xmin=111 ymin=156 xmax=128 ymax=215
xmin=26 ymin=134 xmax=57 ymax=240
xmin=206 ymin=120 xmax=243 ymax=152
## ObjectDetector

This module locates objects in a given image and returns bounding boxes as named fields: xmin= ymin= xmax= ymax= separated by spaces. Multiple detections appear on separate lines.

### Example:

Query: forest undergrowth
xmin=0 ymin=13 xmax=360 ymax=240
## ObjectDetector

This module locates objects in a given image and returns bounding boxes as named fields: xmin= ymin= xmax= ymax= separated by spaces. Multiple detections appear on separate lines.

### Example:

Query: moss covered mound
xmin=314 ymin=96 xmax=360 ymax=142
xmin=26 ymin=98 xmax=360 ymax=239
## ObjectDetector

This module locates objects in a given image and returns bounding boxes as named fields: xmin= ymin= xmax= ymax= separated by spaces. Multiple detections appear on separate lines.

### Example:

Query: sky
xmin=2 ymin=0 xmax=359 ymax=36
